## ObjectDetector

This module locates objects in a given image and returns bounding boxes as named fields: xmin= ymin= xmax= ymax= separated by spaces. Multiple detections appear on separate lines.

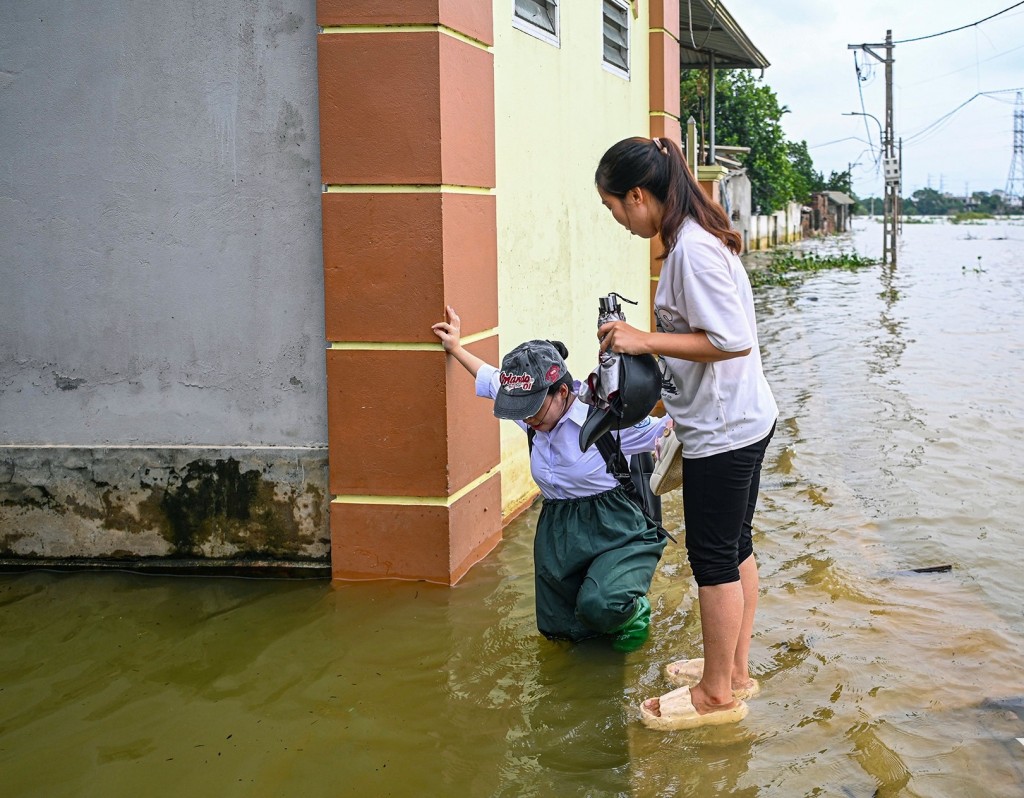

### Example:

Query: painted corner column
xmin=648 ymin=0 xmax=681 ymax=147
xmin=697 ymin=165 xmax=729 ymax=204
xmin=648 ymin=0 xmax=682 ymax=325
xmin=316 ymin=1 xmax=501 ymax=585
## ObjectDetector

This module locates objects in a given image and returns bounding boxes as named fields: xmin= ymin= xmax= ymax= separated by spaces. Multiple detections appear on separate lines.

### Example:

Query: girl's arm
xmin=597 ymin=322 xmax=750 ymax=363
xmin=618 ymin=414 xmax=673 ymax=457
xmin=432 ymin=305 xmax=489 ymax=376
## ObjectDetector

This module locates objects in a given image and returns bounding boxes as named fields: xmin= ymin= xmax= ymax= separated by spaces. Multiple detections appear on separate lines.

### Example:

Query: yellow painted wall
xmin=491 ymin=2 xmax=652 ymax=514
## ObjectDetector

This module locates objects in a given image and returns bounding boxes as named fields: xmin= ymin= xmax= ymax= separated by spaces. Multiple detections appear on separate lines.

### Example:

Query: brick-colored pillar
xmin=649 ymin=1 xmax=682 ymax=326
xmin=317 ymin=2 xmax=501 ymax=584
xmin=648 ymin=1 xmax=682 ymax=148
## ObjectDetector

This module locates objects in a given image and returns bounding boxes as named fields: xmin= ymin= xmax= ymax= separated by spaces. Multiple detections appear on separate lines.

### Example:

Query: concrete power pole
xmin=1006 ymin=92 xmax=1024 ymax=208
xmin=849 ymin=31 xmax=899 ymax=266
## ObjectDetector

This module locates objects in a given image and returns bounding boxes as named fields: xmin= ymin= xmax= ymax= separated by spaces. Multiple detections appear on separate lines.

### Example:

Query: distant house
xmin=825 ymin=191 xmax=856 ymax=232
xmin=805 ymin=191 xmax=855 ymax=235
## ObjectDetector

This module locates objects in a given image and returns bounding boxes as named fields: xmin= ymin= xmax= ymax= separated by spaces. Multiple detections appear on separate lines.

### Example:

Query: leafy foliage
xmin=680 ymin=70 xmax=851 ymax=212
xmin=859 ymin=189 xmax=1024 ymax=216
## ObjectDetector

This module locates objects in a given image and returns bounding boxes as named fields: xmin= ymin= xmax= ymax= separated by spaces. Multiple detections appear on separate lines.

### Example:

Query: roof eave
xmin=677 ymin=0 xmax=770 ymax=70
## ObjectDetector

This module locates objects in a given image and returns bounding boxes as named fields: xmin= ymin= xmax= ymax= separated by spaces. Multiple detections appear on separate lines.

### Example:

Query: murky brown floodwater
xmin=4 ymin=217 xmax=1024 ymax=797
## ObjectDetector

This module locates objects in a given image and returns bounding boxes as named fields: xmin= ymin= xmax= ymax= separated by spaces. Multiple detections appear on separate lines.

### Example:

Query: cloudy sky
xmin=715 ymin=0 xmax=1024 ymax=198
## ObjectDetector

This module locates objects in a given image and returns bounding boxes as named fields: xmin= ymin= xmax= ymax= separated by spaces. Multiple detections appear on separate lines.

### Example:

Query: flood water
xmin=3 ymin=217 xmax=1024 ymax=797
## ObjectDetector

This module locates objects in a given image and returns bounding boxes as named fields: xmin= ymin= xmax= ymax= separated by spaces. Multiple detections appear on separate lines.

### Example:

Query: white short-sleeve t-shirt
xmin=654 ymin=218 xmax=778 ymax=457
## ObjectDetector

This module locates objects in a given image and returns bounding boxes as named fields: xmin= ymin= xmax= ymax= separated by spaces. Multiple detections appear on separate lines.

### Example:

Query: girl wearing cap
xmin=432 ymin=306 xmax=669 ymax=652
xmin=594 ymin=136 xmax=777 ymax=730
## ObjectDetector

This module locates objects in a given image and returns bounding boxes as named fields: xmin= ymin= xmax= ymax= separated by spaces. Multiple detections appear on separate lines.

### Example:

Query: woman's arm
xmin=432 ymin=305 xmax=489 ymax=376
xmin=598 ymin=321 xmax=750 ymax=363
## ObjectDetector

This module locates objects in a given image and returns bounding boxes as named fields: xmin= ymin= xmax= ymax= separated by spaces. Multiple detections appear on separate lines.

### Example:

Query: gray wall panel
xmin=0 ymin=1 xmax=326 ymax=447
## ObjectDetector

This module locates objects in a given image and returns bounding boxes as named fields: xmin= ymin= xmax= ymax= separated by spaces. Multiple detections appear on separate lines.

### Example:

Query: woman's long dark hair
xmin=595 ymin=136 xmax=742 ymax=257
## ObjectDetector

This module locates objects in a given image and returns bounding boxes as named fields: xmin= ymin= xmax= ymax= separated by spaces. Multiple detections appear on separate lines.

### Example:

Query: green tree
xmin=787 ymin=140 xmax=823 ymax=204
xmin=855 ymin=196 xmax=884 ymax=215
xmin=681 ymin=70 xmax=797 ymax=212
xmin=823 ymin=169 xmax=853 ymax=195
xmin=910 ymin=188 xmax=959 ymax=215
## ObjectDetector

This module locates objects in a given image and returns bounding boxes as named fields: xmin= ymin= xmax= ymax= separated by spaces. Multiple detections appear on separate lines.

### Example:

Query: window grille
xmin=602 ymin=0 xmax=630 ymax=78
xmin=514 ymin=0 xmax=559 ymax=46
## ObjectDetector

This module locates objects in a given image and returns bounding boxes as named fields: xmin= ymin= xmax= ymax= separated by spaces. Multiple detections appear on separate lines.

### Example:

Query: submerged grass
xmin=950 ymin=211 xmax=994 ymax=224
xmin=749 ymin=249 xmax=879 ymax=288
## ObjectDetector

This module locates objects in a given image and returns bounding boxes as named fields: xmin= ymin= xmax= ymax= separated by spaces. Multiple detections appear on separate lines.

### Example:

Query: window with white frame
xmin=513 ymin=0 xmax=559 ymax=47
xmin=602 ymin=0 xmax=630 ymax=79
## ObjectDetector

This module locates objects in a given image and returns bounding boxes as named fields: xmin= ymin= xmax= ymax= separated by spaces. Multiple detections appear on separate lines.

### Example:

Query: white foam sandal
xmin=639 ymin=686 xmax=749 ymax=731
xmin=664 ymin=658 xmax=761 ymax=700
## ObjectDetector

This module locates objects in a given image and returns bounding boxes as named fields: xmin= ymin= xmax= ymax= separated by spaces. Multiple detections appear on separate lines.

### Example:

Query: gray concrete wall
xmin=0 ymin=0 xmax=325 ymax=447
xmin=0 ymin=2 xmax=329 ymax=566
xmin=722 ymin=170 xmax=752 ymax=253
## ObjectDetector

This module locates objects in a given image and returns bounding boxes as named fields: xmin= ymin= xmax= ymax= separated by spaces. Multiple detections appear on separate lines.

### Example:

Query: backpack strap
xmin=589 ymin=410 xmax=675 ymax=543
xmin=526 ymin=409 xmax=675 ymax=543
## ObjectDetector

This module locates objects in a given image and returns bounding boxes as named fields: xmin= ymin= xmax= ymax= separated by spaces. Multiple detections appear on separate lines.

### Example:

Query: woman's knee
xmin=689 ymin=558 xmax=740 ymax=587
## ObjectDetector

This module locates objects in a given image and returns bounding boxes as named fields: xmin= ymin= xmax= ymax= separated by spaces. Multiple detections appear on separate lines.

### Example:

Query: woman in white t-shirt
xmin=594 ymin=136 xmax=778 ymax=730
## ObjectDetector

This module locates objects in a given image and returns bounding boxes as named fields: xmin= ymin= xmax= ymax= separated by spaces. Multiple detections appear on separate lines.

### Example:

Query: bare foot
xmin=688 ymin=683 xmax=740 ymax=716
xmin=644 ymin=688 xmax=737 ymax=719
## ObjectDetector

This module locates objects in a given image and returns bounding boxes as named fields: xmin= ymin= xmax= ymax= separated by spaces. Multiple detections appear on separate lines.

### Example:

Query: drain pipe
xmin=707 ymin=52 xmax=716 ymax=166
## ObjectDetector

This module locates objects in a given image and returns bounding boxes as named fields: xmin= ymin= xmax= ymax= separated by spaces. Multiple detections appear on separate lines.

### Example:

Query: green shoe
xmin=611 ymin=596 xmax=651 ymax=653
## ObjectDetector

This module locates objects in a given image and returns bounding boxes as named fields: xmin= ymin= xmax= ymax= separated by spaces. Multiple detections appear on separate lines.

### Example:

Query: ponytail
xmin=595 ymin=137 xmax=742 ymax=257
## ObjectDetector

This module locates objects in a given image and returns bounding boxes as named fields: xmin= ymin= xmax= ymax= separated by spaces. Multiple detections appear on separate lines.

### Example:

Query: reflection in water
xmin=3 ymin=219 xmax=1024 ymax=796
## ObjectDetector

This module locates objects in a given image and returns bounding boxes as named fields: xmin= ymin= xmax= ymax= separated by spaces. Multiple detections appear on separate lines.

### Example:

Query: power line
xmin=853 ymin=52 xmax=882 ymax=167
xmin=903 ymin=87 xmax=1024 ymax=143
xmin=893 ymin=0 xmax=1024 ymax=44
xmin=809 ymin=135 xmax=875 ymax=150
xmin=905 ymin=41 xmax=1024 ymax=87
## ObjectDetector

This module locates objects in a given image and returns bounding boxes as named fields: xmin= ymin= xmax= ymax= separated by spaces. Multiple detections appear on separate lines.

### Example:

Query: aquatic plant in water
xmin=950 ymin=211 xmax=993 ymax=224
xmin=749 ymin=250 xmax=879 ymax=288
xmin=962 ymin=256 xmax=985 ymax=274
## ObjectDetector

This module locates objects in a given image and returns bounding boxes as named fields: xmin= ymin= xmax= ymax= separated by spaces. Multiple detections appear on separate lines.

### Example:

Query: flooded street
xmin=3 ymin=217 xmax=1024 ymax=797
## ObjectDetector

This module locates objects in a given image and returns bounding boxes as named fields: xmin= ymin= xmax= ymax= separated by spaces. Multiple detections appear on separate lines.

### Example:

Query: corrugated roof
xmin=824 ymin=191 xmax=856 ymax=205
xmin=678 ymin=0 xmax=770 ymax=70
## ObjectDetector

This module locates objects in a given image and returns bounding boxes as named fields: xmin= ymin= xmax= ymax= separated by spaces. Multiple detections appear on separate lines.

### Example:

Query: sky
xmin=714 ymin=0 xmax=1024 ymax=199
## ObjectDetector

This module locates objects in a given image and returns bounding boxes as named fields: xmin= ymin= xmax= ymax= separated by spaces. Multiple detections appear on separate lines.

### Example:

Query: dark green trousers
xmin=533 ymin=487 xmax=666 ymax=642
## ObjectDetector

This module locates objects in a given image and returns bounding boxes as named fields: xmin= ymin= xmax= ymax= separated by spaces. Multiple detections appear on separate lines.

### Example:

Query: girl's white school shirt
xmin=476 ymin=364 xmax=669 ymax=500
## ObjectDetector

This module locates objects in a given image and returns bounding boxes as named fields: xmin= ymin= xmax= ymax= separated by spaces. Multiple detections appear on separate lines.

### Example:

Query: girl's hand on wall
xmin=432 ymin=306 xmax=462 ymax=353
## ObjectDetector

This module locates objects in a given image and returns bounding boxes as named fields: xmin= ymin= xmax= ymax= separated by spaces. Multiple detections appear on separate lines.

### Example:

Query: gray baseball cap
xmin=494 ymin=340 xmax=569 ymax=420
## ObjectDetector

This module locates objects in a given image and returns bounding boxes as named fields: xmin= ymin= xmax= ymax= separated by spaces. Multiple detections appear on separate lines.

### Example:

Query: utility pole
xmin=849 ymin=31 xmax=898 ymax=265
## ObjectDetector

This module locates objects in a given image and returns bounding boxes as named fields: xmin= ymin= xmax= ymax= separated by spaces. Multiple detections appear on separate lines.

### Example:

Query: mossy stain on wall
xmin=155 ymin=458 xmax=308 ymax=558
xmin=0 ymin=450 xmax=328 ymax=562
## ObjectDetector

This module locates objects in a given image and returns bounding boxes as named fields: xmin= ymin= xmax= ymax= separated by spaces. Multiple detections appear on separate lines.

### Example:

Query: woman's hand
xmin=655 ymin=418 xmax=674 ymax=460
xmin=431 ymin=305 xmax=462 ymax=353
xmin=598 ymin=320 xmax=651 ymax=356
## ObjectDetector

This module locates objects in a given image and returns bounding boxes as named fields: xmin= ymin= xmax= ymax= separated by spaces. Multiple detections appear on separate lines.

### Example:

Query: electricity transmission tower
xmin=1006 ymin=92 xmax=1024 ymax=208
